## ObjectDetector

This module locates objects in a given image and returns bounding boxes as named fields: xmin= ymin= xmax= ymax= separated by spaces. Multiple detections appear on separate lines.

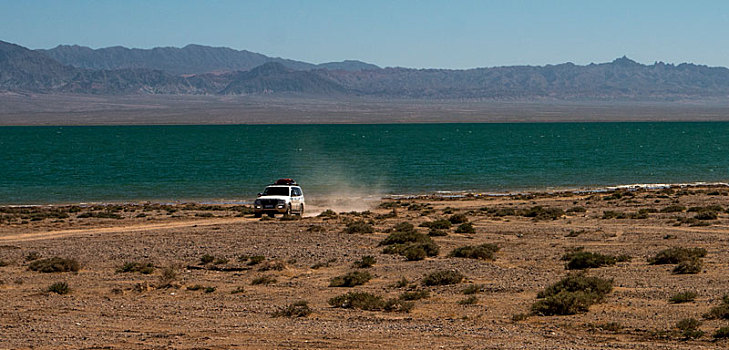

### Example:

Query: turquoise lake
xmin=1 ymin=123 xmax=728 ymax=204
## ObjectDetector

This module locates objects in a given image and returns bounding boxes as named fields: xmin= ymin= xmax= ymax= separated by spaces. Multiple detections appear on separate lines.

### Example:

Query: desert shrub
xmin=615 ymin=254 xmax=631 ymax=262
xmin=681 ymin=328 xmax=705 ymax=339
xmin=200 ymin=254 xmax=214 ymax=264
xmin=673 ymin=258 xmax=702 ymax=274
xmin=258 ymin=260 xmax=286 ymax=271
xmin=353 ymin=255 xmax=376 ymax=268
xmin=403 ymin=246 xmax=427 ymax=261
xmin=689 ymin=205 xmax=724 ymax=212
xmin=0 ymin=260 xmax=8 ymax=267
xmin=383 ymin=298 xmax=415 ymax=313
xmin=704 ymin=296 xmax=729 ymax=320
xmin=448 ymin=214 xmax=468 ymax=224
xmin=522 ymin=206 xmax=564 ymax=220
xmin=419 ymin=219 xmax=452 ymax=229
xmin=213 ymin=257 xmax=229 ymax=265
xmin=407 ymin=203 xmax=425 ymax=211
xmin=318 ymin=209 xmax=338 ymax=218
xmin=186 ymin=284 xmax=205 ymax=291
xmin=329 ymin=292 xmax=385 ymax=310
xmin=537 ymin=272 xmax=613 ymax=300
xmin=455 ymin=222 xmax=475 ymax=234
xmin=392 ymin=221 xmax=416 ymax=233
xmin=392 ymin=277 xmax=409 ymax=288
xmin=648 ymin=247 xmax=706 ymax=265
xmin=117 ymin=261 xmax=154 ymax=274
xmin=462 ymin=284 xmax=484 ymax=295
xmin=307 ymin=225 xmax=326 ymax=233
xmin=399 ymin=290 xmax=430 ymax=301
xmin=344 ymin=220 xmax=374 ymax=234
xmin=532 ymin=272 xmax=613 ymax=316
xmin=382 ymin=241 xmax=439 ymax=257
xmin=46 ymin=281 xmax=70 ymax=295
xmin=272 ymin=300 xmax=312 ymax=317
xmin=77 ymin=211 xmax=122 ymax=219
xmin=694 ymin=210 xmax=718 ymax=220
xmin=562 ymin=251 xmax=617 ymax=270
xmin=512 ymin=313 xmax=529 ymax=322
xmin=669 ymin=291 xmax=698 ymax=304
xmin=25 ymin=251 xmax=42 ymax=261
xmin=380 ymin=230 xmax=439 ymax=259
xmin=448 ymin=243 xmax=499 ymax=260
xmin=231 ymin=286 xmax=245 ymax=294
xmin=422 ymin=270 xmax=464 ymax=286
xmin=428 ymin=228 xmax=448 ymax=236
xmin=479 ymin=207 xmax=518 ymax=217
xmin=330 ymin=271 xmax=372 ymax=287
xmin=629 ymin=210 xmax=649 ymax=219
xmin=311 ymin=258 xmax=337 ymax=269
xmin=28 ymin=257 xmax=80 ymax=273
xmin=380 ymin=231 xmax=429 ymax=246
xmin=565 ymin=230 xmax=584 ymax=237
xmin=675 ymin=318 xmax=704 ymax=339
xmin=661 ymin=205 xmax=686 ymax=213
xmin=375 ymin=209 xmax=398 ymax=220
xmin=251 ymin=275 xmax=277 ymax=285
xmin=532 ymin=290 xmax=598 ymax=316
xmin=714 ymin=327 xmax=729 ymax=339
xmin=458 ymin=296 xmax=478 ymax=305
xmin=481 ymin=207 xmax=517 ymax=216
xmin=566 ymin=206 xmax=587 ymax=214
xmin=602 ymin=211 xmax=627 ymax=219
xmin=157 ymin=266 xmax=178 ymax=288
xmin=248 ymin=255 xmax=265 ymax=265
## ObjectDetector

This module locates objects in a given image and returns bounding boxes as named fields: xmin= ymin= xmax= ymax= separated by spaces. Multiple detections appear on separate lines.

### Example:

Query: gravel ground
xmin=1 ymin=186 xmax=729 ymax=349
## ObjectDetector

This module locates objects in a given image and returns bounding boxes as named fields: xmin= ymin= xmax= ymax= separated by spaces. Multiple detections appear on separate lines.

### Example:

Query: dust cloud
xmin=300 ymin=178 xmax=386 ymax=217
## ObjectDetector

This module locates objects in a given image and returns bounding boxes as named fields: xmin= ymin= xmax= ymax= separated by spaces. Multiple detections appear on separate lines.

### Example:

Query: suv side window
xmin=292 ymin=188 xmax=301 ymax=197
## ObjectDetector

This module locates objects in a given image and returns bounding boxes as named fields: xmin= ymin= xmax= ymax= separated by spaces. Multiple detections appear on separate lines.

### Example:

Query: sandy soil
xmin=1 ymin=186 xmax=729 ymax=349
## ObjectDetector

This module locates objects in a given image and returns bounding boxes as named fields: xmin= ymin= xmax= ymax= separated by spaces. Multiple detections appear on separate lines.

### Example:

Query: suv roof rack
xmin=273 ymin=178 xmax=298 ymax=186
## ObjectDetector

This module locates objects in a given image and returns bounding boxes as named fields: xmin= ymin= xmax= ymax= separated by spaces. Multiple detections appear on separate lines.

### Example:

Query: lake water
xmin=1 ymin=123 xmax=728 ymax=204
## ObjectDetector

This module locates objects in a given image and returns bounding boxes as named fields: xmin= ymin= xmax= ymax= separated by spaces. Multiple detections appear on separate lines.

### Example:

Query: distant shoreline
xmin=4 ymin=182 xmax=727 ymax=207
xmin=4 ymin=94 xmax=729 ymax=125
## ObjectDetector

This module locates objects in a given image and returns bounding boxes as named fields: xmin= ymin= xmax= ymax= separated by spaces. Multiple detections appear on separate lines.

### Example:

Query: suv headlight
xmin=277 ymin=199 xmax=286 ymax=208
xmin=254 ymin=199 xmax=261 ymax=208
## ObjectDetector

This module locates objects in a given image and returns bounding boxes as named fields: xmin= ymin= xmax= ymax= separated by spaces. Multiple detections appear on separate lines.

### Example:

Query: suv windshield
xmin=263 ymin=187 xmax=289 ymax=196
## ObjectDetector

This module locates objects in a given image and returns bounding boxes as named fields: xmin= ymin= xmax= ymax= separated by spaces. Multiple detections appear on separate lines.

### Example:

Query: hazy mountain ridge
xmin=3 ymin=40 xmax=729 ymax=100
xmin=40 ymin=44 xmax=378 ymax=74
xmin=220 ymin=62 xmax=348 ymax=95
xmin=321 ymin=57 xmax=729 ymax=99
xmin=0 ymin=41 xmax=78 ymax=91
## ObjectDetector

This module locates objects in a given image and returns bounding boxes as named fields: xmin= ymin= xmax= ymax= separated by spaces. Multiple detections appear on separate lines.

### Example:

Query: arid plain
xmin=1 ymin=186 xmax=729 ymax=349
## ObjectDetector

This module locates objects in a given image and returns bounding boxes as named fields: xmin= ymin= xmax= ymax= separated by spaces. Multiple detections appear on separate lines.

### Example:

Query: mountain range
xmin=3 ymin=40 xmax=729 ymax=100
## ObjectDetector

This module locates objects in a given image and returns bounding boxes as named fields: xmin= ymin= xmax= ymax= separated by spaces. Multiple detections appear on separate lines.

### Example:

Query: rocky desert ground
xmin=2 ymin=186 xmax=729 ymax=349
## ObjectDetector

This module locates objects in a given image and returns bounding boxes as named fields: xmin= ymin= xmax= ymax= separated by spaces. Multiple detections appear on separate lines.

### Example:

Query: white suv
xmin=253 ymin=179 xmax=305 ymax=217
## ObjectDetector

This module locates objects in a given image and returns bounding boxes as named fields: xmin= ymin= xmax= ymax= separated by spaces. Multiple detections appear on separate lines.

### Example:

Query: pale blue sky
xmin=2 ymin=0 xmax=728 ymax=69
